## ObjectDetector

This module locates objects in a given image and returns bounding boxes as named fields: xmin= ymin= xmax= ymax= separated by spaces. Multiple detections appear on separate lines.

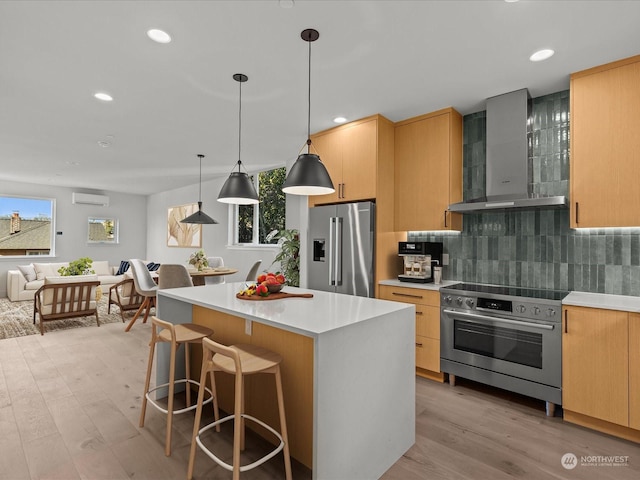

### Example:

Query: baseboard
xmin=564 ymin=410 xmax=640 ymax=443
xmin=416 ymin=368 xmax=445 ymax=383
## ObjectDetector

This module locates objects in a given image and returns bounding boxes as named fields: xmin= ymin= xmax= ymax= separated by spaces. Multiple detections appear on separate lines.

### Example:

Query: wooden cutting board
xmin=236 ymin=292 xmax=314 ymax=301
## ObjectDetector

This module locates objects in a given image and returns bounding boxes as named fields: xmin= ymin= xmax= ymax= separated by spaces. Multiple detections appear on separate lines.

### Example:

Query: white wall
xmin=0 ymin=180 xmax=148 ymax=297
xmin=2 ymin=169 xmax=309 ymax=297
xmin=146 ymin=175 xmax=282 ymax=283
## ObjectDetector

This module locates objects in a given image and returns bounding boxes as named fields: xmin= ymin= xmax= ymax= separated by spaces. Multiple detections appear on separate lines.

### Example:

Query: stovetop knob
xmin=456 ymin=297 xmax=463 ymax=306
xmin=546 ymin=308 xmax=556 ymax=317
xmin=465 ymin=298 xmax=475 ymax=308
xmin=443 ymin=295 xmax=452 ymax=304
xmin=532 ymin=306 xmax=541 ymax=315
xmin=516 ymin=305 xmax=526 ymax=313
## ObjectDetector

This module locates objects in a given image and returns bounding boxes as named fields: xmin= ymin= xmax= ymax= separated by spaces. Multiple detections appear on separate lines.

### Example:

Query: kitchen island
xmin=156 ymin=282 xmax=415 ymax=480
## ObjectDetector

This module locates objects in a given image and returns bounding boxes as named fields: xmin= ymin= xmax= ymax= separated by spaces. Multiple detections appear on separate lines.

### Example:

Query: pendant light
xmin=282 ymin=28 xmax=335 ymax=196
xmin=181 ymin=154 xmax=219 ymax=224
xmin=218 ymin=74 xmax=260 ymax=204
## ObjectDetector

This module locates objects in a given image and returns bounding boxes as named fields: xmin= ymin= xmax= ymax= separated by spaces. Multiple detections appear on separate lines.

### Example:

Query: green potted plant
xmin=58 ymin=257 xmax=95 ymax=276
xmin=269 ymin=229 xmax=300 ymax=287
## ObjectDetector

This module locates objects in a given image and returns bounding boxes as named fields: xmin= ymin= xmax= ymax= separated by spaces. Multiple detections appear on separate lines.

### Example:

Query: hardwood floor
xmin=0 ymin=321 xmax=638 ymax=479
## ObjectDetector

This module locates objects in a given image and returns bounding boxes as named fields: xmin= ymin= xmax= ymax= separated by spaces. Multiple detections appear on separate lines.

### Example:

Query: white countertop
xmin=380 ymin=279 xmax=640 ymax=313
xmin=379 ymin=279 xmax=459 ymax=291
xmin=563 ymin=291 xmax=640 ymax=313
xmin=158 ymin=282 xmax=413 ymax=337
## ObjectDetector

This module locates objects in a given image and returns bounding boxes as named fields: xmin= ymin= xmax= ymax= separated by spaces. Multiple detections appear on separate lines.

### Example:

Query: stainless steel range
xmin=440 ymin=283 xmax=569 ymax=416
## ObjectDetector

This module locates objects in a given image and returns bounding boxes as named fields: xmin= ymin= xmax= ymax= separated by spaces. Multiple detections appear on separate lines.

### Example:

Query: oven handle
xmin=442 ymin=309 xmax=555 ymax=331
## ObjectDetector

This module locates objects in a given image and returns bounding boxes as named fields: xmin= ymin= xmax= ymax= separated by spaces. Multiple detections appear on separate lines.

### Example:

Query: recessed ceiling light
xmin=94 ymin=92 xmax=113 ymax=102
xmin=504 ymin=0 xmax=520 ymax=3
xmin=147 ymin=29 xmax=171 ymax=44
xmin=333 ymin=116 xmax=347 ymax=124
xmin=529 ymin=49 xmax=555 ymax=62
xmin=279 ymin=0 xmax=295 ymax=8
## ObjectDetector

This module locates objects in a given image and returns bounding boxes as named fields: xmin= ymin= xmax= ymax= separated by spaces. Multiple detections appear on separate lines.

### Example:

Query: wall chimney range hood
xmin=448 ymin=88 xmax=568 ymax=213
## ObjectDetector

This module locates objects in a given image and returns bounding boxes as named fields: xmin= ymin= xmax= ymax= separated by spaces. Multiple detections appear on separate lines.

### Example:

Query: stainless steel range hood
xmin=449 ymin=88 xmax=568 ymax=213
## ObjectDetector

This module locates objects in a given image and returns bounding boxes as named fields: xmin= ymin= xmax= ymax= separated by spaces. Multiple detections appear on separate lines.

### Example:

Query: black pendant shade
xmin=217 ymin=168 xmax=259 ymax=204
xmin=281 ymin=153 xmax=335 ymax=195
xmin=282 ymin=28 xmax=335 ymax=196
xmin=218 ymin=73 xmax=259 ymax=205
xmin=181 ymin=154 xmax=218 ymax=224
xmin=180 ymin=200 xmax=218 ymax=224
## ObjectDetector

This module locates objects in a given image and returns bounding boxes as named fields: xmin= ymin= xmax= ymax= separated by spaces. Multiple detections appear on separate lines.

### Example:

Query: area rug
xmin=0 ymin=296 xmax=127 ymax=339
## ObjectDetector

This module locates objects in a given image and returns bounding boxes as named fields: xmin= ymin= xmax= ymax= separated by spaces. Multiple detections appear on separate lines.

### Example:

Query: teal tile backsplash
xmin=408 ymin=90 xmax=640 ymax=296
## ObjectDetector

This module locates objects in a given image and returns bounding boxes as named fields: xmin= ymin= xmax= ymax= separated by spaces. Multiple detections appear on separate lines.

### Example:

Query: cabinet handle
xmin=392 ymin=292 xmax=423 ymax=299
xmin=416 ymin=310 xmax=423 ymax=316
xmin=444 ymin=210 xmax=448 ymax=228
xmin=575 ymin=202 xmax=579 ymax=224
xmin=564 ymin=309 xmax=568 ymax=333
xmin=415 ymin=342 xmax=423 ymax=348
xmin=341 ymin=183 xmax=345 ymax=198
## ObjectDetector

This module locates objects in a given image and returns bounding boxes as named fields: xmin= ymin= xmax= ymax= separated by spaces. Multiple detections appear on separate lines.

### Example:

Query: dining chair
xmin=125 ymin=259 xmax=158 ymax=332
xmin=245 ymin=260 xmax=262 ymax=282
xmin=204 ymin=257 xmax=225 ymax=285
xmin=158 ymin=264 xmax=194 ymax=289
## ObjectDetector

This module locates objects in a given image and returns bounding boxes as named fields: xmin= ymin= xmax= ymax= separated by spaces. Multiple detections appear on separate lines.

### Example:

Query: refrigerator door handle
xmin=335 ymin=217 xmax=343 ymax=286
xmin=329 ymin=217 xmax=335 ymax=286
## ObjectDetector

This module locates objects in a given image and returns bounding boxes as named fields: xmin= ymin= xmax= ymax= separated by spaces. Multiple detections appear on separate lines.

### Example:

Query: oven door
xmin=441 ymin=308 xmax=561 ymax=388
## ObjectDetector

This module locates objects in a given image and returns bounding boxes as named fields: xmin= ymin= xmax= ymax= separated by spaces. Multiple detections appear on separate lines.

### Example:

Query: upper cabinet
xmin=308 ymin=115 xmax=388 ymax=206
xmin=307 ymin=114 xmax=401 ymax=296
xmin=570 ymin=54 xmax=640 ymax=228
xmin=394 ymin=107 xmax=463 ymax=232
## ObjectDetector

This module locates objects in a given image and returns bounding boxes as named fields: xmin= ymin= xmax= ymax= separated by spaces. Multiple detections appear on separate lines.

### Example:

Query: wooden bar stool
xmin=140 ymin=316 xmax=216 ymax=456
xmin=187 ymin=338 xmax=292 ymax=480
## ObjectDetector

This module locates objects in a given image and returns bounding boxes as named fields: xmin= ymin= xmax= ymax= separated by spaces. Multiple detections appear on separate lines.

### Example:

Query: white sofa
xmin=7 ymin=260 xmax=127 ymax=302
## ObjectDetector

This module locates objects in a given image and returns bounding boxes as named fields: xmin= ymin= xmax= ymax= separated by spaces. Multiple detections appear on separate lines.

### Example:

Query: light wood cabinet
xmin=630 ymin=313 xmax=640 ymax=430
xmin=379 ymin=284 xmax=443 ymax=381
xmin=562 ymin=306 xmax=628 ymax=426
xmin=562 ymin=305 xmax=640 ymax=443
xmin=308 ymin=116 xmax=379 ymax=206
xmin=570 ymin=54 xmax=640 ymax=228
xmin=394 ymin=107 xmax=463 ymax=232
xmin=308 ymin=114 xmax=404 ymax=297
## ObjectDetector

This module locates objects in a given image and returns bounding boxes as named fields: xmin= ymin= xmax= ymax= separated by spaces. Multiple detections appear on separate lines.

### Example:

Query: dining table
xmin=188 ymin=267 xmax=238 ymax=286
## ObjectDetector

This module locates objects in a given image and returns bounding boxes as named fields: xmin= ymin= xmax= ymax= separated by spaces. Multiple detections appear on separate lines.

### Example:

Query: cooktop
xmin=441 ymin=282 xmax=569 ymax=302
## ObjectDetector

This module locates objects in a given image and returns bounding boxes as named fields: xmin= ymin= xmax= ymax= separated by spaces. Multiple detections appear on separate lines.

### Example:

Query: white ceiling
xmin=2 ymin=0 xmax=640 ymax=196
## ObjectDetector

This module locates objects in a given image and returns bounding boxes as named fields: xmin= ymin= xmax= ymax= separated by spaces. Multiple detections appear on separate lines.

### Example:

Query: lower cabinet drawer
xmin=415 ymin=305 xmax=440 ymax=339
xmin=416 ymin=335 xmax=440 ymax=372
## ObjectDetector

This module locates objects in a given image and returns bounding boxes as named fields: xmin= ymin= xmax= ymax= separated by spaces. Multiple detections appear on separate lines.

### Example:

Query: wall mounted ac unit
xmin=72 ymin=192 xmax=110 ymax=206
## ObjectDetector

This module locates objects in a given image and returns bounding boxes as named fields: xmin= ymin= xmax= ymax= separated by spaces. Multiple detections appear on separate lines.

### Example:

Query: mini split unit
xmin=71 ymin=192 xmax=110 ymax=206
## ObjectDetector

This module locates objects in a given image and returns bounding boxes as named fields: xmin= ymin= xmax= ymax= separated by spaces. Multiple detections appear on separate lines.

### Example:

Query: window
xmin=88 ymin=217 xmax=119 ymax=244
xmin=0 ymin=195 xmax=55 ymax=256
xmin=232 ymin=167 xmax=286 ymax=245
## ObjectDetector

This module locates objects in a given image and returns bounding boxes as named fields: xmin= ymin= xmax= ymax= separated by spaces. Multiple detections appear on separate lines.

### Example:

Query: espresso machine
xmin=398 ymin=241 xmax=443 ymax=283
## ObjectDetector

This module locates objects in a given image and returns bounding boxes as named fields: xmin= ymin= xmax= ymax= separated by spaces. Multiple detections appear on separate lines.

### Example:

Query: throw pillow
xmin=116 ymin=260 xmax=130 ymax=275
xmin=17 ymin=264 xmax=37 ymax=282
xmin=147 ymin=262 xmax=161 ymax=271
xmin=92 ymin=260 xmax=110 ymax=276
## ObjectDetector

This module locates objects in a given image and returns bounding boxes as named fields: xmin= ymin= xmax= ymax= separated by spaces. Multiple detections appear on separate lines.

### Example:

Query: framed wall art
xmin=167 ymin=203 xmax=202 ymax=247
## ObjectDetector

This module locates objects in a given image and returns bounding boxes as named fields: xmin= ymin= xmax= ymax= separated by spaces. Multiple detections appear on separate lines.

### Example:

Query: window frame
xmin=228 ymin=167 xmax=286 ymax=248
xmin=0 ymin=194 xmax=56 ymax=258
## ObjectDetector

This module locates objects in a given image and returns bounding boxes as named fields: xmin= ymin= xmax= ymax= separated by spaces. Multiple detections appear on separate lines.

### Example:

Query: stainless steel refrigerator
xmin=308 ymin=201 xmax=375 ymax=297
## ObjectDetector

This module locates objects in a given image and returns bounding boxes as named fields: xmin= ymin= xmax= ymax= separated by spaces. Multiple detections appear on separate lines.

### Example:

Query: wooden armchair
xmin=108 ymin=278 xmax=145 ymax=322
xmin=33 ymin=275 xmax=101 ymax=335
